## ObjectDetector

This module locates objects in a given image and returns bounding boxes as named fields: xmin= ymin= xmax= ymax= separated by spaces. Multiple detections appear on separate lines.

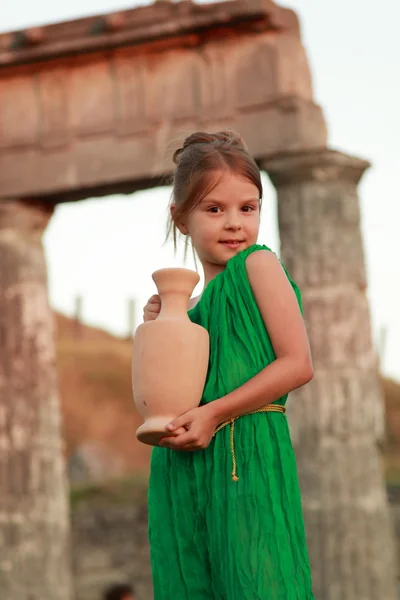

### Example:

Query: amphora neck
xmin=152 ymin=268 xmax=200 ymax=321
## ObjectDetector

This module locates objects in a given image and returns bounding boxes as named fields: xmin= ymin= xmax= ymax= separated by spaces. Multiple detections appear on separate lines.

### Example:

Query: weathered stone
xmin=262 ymin=148 xmax=398 ymax=600
xmin=146 ymin=50 xmax=200 ymax=122
xmin=234 ymin=33 xmax=314 ymax=108
xmin=38 ymin=68 xmax=71 ymax=148
xmin=199 ymin=43 xmax=232 ymax=120
xmin=0 ymin=0 xmax=326 ymax=202
xmin=69 ymin=60 xmax=116 ymax=136
xmin=71 ymin=503 xmax=152 ymax=600
xmin=0 ymin=76 xmax=39 ymax=148
xmin=0 ymin=200 xmax=72 ymax=600
xmin=114 ymin=51 xmax=149 ymax=136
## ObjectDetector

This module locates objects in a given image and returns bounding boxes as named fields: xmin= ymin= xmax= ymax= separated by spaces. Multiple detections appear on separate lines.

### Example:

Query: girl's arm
xmin=162 ymin=250 xmax=313 ymax=450
xmin=207 ymin=249 xmax=313 ymax=425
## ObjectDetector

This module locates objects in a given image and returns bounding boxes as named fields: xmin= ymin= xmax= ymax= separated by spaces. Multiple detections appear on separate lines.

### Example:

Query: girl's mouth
xmin=219 ymin=240 xmax=244 ymax=249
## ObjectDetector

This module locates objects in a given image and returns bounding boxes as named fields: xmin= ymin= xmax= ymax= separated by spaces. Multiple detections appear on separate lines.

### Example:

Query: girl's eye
xmin=207 ymin=206 xmax=221 ymax=213
xmin=242 ymin=205 xmax=256 ymax=212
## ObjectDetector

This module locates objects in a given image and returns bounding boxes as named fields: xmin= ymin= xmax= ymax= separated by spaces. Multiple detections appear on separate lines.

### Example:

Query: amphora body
xmin=132 ymin=268 xmax=209 ymax=446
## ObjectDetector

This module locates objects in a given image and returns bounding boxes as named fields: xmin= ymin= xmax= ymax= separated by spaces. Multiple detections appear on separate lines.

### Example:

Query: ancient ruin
xmin=0 ymin=1 xmax=396 ymax=598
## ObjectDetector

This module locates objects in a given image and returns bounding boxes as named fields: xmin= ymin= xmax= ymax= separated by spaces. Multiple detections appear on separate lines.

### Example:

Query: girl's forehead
xmin=203 ymin=173 xmax=259 ymax=199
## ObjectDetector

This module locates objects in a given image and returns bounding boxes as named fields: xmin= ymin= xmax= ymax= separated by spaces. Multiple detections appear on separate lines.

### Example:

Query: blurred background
xmin=1 ymin=1 xmax=400 ymax=599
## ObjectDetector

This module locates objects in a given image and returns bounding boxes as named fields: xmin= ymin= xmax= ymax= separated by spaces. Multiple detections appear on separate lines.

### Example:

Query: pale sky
xmin=2 ymin=0 xmax=400 ymax=380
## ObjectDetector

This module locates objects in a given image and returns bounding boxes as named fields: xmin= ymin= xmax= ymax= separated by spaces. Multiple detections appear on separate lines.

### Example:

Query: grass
xmin=70 ymin=473 xmax=149 ymax=511
xmin=384 ymin=452 xmax=400 ymax=487
xmin=382 ymin=377 xmax=400 ymax=486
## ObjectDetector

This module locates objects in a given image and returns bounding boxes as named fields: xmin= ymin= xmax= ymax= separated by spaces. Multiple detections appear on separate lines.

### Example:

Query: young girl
xmin=143 ymin=131 xmax=315 ymax=599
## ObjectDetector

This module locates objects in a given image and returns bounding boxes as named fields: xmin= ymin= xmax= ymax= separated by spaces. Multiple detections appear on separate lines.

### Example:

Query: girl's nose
xmin=224 ymin=213 xmax=242 ymax=230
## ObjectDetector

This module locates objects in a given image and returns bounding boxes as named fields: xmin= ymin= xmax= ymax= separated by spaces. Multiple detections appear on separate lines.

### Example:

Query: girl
xmin=143 ymin=131 xmax=315 ymax=599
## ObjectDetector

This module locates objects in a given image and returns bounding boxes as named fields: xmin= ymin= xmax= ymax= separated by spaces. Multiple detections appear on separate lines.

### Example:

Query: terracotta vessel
xmin=132 ymin=268 xmax=209 ymax=446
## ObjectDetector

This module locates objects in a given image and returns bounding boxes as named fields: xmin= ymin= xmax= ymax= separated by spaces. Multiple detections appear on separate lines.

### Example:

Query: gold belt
xmin=213 ymin=404 xmax=286 ymax=482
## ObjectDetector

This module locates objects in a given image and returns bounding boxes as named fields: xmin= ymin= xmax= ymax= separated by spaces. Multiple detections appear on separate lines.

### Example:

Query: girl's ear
xmin=170 ymin=205 xmax=188 ymax=235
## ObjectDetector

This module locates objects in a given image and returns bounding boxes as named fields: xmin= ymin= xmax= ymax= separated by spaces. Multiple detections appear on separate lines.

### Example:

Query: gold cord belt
xmin=213 ymin=404 xmax=286 ymax=482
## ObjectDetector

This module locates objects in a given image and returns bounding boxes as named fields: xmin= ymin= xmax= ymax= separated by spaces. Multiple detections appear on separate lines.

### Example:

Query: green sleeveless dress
xmin=148 ymin=244 xmax=314 ymax=600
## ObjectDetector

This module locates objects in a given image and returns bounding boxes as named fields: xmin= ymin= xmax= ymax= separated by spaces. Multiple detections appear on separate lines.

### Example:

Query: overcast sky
xmin=2 ymin=0 xmax=400 ymax=380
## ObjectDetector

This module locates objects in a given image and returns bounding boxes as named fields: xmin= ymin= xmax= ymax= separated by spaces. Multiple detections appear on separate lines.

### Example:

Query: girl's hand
xmin=143 ymin=294 xmax=161 ymax=322
xmin=159 ymin=405 xmax=219 ymax=451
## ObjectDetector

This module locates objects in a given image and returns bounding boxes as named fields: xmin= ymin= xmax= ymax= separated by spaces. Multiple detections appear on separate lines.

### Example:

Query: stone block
xmin=114 ymin=51 xmax=148 ymax=136
xmin=38 ymin=67 xmax=70 ymax=148
xmin=234 ymin=36 xmax=278 ymax=109
xmin=198 ymin=43 xmax=233 ymax=121
xmin=69 ymin=59 xmax=116 ymax=136
xmin=0 ymin=76 xmax=39 ymax=148
xmin=146 ymin=50 xmax=199 ymax=123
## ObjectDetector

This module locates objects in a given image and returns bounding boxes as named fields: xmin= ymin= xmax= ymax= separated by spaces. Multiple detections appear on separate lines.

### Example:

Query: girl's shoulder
xmin=222 ymin=243 xmax=277 ymax=290
xmin=241 ymin=243 xmax=274 ymax=258
xmin=226 ymin=243 xmax=276 ymax=272
xmin=226 ymin=243 xmax=303 ymax=312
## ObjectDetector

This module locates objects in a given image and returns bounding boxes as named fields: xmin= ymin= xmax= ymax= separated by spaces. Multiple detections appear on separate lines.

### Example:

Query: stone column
xmin=0 ymin=201 xmax=72 ymax=600
xmin=262 ymin=149 xmax=397 ymax=600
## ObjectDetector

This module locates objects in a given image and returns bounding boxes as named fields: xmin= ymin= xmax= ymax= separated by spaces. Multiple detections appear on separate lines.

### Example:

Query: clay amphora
xmin=132 ymin=268 xmax=209 ymax=446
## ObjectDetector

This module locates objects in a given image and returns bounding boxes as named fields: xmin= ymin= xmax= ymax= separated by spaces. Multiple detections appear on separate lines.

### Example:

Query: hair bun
xmin=213 ymin=131 xmax=248 ymax=151
xmin=172 ymin=130 xmax=248 ymax=165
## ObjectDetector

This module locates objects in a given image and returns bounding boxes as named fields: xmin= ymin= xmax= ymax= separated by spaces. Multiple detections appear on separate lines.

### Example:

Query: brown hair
xmin=167 ymin=131 xmax=262 ymax=250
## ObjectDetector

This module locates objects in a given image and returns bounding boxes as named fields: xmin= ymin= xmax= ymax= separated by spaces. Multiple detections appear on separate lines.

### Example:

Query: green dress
xmin=148 ymin=244 xmax=314 ymax=600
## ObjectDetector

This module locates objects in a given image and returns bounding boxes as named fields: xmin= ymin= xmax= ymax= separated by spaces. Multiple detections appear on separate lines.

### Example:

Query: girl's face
xmin=178 ymin=170 xmax=261 ymax=280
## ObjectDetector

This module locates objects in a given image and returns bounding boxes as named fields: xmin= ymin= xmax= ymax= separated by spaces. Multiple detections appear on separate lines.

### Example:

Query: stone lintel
xmin=262 ymin=147 xmax=371 ymax=187
xmin=0 ymin=0 xmax=298 ymax=68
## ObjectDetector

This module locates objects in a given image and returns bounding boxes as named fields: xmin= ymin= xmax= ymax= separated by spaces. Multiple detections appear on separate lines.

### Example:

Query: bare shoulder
xmin=246 ymin=248 xmax=278 ymax=265
xmin=245 ymin=248 xmax=299 ymax=316
xmin=245 ymin=249 xmax=284 ymax=279
xmin=245 ymin=249 xmax=310 ymax=365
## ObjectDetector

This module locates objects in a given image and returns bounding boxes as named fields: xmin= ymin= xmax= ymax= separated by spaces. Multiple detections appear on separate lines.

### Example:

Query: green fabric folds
xmin=148 ymin=244 xmax=314 ymax=599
